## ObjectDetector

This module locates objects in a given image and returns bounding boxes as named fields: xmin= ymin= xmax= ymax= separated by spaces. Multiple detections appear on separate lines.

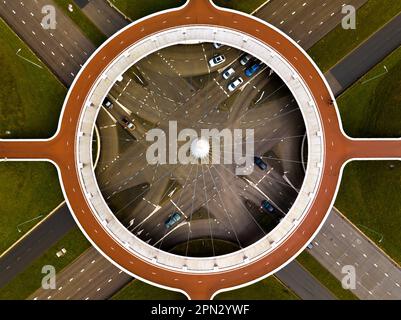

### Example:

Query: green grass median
xmin=113 ymin=276 xmax=298 ymax=300
xmin=53 ymin=0 xmax=106 ymax=46
xmin=0 ymin=228 xmax=90 ymax=299
xmin=0 ymin=19 xmax=66 ymax=255
xmin=214 ymin=0 xmax=267 ymax=13
xmin=0 ymin=20 xmax=65 ymax=139
xmin=309 ymin=0 xmax=401 ymax=72
xmin=215 ymin=276 xmax=298 ymax=300
xmin=296 ymin=252 xmax=358 ymax=300
xmin=335 ymin=161 xmax=401 ymax=265
xmin=112 ymin=0 xmax=266 ymax=21
xmin=0 ymin=162 xmax=63 ymax=255
xmin=112 ymin=0 xmax=186 ymax=21
xmin=337 ymin=46 xmax=401 ymax=138
xmin=332 ymin=35 xmax=401 ymax=267
xmin=113 ymin=280 xmax=186 ymax=300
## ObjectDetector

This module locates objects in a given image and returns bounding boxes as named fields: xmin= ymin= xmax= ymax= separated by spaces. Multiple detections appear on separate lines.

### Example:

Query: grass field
xmin=0 ymin=228 xmax=90 ymax=299
xmin=113 ymin=276 xmax=298 ymax=300
xmin=0 ymin=162 xmax=63 ymax=255
xmin=215 ymin=277 xmax=298 ymax=300
xmin=308 ymin=0 xmax=401 ymax=72
xmin=112 ymin=0 xmax=186 ymax=21
xmin=335 ymin=161 xmax=401 ymax=265
xmin=337 ymin=46 xmax=401 ymax=138
xmin=112 ymin=0 xmax=265 ymax=21
xmin=0 ymin=20 xmax=66 ymax=139
xmin=214 ymin=0 xmax=267 ymax=13
xmin=0 ymin=19 xmax=65 ymax=255
xmin=296 ymin=252 xmax=358 ymax=300
xmin=53 ymin=0 xmax=107 ymax=46
xmin=113 ymin=280 xmax=186 ymax=300
xmin=331 ymin=6 xmax=401 ymax=270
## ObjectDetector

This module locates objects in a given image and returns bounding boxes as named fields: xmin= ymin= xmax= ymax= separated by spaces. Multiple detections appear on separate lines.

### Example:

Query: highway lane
xmin=327 ymin=12 xmax=401 ymax=95
xmin=30 ymin=247 xmax=131 ymax=300
xmin=73 ymin=0 xmax=128 ymax=36
xmin=310 ymin=208 xmax=401 ymax=300
xmin=0 ymin=0 xmax=396 ymax=300
xmin=29 ymin=257 xmax=335 ymax=300
xmin=276 ymin=260 xmax=336 ymax=300
xmin=0 ymin=204 xmax=75 ymax=288
xmin=0 ymin=0 xmax=95 ymax=86
xmin=75 ymin=0 xmax=374 ymax=96
xmin=255 ymin=0 xmax=367 ymax=50
xmin=74 ymin=0 xmax=369 ymax=53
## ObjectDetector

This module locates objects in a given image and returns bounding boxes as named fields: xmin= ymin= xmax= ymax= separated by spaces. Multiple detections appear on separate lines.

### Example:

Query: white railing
xmin=75 ymin=26 xmax=325 ymax=273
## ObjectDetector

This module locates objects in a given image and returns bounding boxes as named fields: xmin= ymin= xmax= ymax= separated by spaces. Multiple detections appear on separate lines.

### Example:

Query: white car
xmin=240 ymin=53 xmax=252 ymax=65
xmin=222 ymin=67 xmax=235 ymax=80
xmin=56 ymin=248 xmax=67 ymax=258
xmin=209 ymin=54 xmax=226 ymax=67
xmin=228 ymin=77 xmax=244 ymax=92
xmin=122 ymin=117 xmax=135 ymax=130
xmin=102 ymin=97 xmax=113 ymax=109
xmin=213 ymin=42 xmax=223 ymax=49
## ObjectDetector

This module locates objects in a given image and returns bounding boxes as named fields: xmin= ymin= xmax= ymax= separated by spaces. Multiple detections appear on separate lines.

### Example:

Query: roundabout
xmin=1 ymin=0 xmax=401 ymax=299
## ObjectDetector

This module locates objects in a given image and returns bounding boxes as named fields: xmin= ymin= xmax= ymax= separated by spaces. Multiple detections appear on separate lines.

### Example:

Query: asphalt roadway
xmin=96 ymin=44 xmax=304 ymax=251
xmin=74 ymin=0 xmax=128 ymax=37
xmin=30 ymin=247 xmax=131 ymax=300
xmin=2 ymin=1 xmax=398 ymax=300
xmin=29 ymin=252 xmax=335 ymax=300
xmin=275 ymin=260 xmax=335 ymax=300
xmin=0 ymin=204 xmax=75 ymax=289
xmin=255 ymin=0 xmax=367 ymax=50
xmin=0 ymin=0 xmax=95 ymax=86
xmin=310 ymin=208 xmax=401 ymax=300
xmin=326 ymin=12 xmax=401 ymax=95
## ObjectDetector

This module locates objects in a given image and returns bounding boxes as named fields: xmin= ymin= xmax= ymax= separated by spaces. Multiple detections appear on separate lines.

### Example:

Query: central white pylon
xmin=190 ymin=137 xmax=210 ymax=159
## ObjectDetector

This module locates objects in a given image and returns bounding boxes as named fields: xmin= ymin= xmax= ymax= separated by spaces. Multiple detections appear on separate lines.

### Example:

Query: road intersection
xmin=0 ymin=0 xmax=400 ymax=302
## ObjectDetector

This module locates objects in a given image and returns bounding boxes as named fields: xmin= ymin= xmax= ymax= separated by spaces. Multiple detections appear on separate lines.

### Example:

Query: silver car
xmin=209 ymin=54 xmax=226 ymax=67
xmin=222 ymin=67 xmax=235 ymax=80
xmin=240 ymin=53 xmax=252 ymax=65
xmin=228 ymin=77 xmax=244 ymax=92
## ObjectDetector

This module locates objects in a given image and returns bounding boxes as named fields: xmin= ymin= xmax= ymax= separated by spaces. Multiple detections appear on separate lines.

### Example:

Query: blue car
xmin=245 ymin=63 xmax=262 ymax=77
xmin=261 ymin=200 xmax=274 ymax=213
xmin=254 ymin=156 xmax=268 ymax=170
xmin=165 ymin=212 xmax=182 ymax=229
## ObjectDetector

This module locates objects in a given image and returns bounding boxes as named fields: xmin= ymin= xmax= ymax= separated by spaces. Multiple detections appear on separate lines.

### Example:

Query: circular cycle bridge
xmin=1 ymin=0 xmax=401 ymax=299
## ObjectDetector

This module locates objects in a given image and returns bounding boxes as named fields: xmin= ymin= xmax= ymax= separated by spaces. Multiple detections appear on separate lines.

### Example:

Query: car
xmin=240 ymin=53 xmax=252 ymax=65
xmin=122 ymin=116 xmax=135 ymax=130
xmin=245 ymin=62 xmax=262 ymax=77
xmin=165 ymin=212 xmax=182 ymax=229
xmin=56 ymin=248 xmax=67 ymax=258
xmin=228 ymin=77 xmax=243 ymax=92
xmin=222 ymin=67 xmax=235 ymax=80
xmin=209 ymin=54 xmax=226 ymax=67
xmin=254 ymin=156 xmax=268 ymax=170
xmin=102 ymin=97 xmax=113 ymax=109
xmin=261 ymin=200 xmax=274 ymax=213
xmin=307 ymin=243 xmax=314 ymax=250
xmin=213 ymin=42 xmax=223 ymax=49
